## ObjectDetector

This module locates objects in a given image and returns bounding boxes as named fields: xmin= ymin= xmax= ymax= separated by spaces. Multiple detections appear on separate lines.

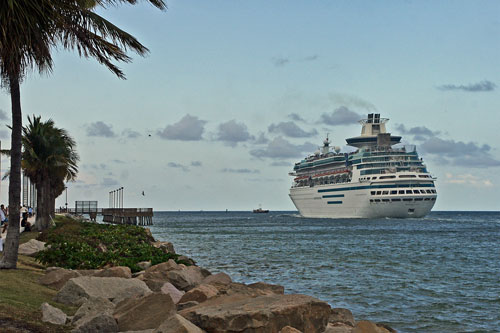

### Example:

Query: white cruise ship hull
xmin=290 ymin=183 xmax=436 ymax=219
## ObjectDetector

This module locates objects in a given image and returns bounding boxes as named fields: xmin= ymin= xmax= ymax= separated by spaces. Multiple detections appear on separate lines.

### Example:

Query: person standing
xmin=0 ymin=204 xmax=7 ymax=226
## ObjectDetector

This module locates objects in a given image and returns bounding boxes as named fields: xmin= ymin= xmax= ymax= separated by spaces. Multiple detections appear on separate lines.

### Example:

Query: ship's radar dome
xmin=334 ymin=146 xmax=341 ymax=153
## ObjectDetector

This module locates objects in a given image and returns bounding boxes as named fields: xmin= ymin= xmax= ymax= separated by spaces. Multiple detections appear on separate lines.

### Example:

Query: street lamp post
xmin=65 ymin=186 xmax=68 ymax=212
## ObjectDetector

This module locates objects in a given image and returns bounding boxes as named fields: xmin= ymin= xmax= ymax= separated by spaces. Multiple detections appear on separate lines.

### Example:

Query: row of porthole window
xmin=370 ymin=198 xmax=436 ymax=203
xmin=371 ymin=189 xmax=437 ymax=195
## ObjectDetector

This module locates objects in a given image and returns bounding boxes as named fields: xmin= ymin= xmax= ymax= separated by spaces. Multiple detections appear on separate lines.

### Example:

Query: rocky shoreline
xmin=26 ymin=228 xmax=396 ymax=333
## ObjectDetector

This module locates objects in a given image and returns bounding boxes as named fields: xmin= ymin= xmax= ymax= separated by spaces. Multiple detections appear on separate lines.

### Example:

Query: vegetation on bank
xmin=35 ymin=215 xmax=189 ymax=272
xmin=0 ymin=214 xmax=184 ymax=331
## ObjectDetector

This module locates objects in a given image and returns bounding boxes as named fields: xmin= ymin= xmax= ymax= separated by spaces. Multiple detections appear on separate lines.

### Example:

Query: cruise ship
xmin=289 ymin=113 xmax=437 ymax=218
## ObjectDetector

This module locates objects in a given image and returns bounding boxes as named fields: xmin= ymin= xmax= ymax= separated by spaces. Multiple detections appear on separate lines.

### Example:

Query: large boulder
xmin=201 ymin=272 xmax=232 ymax=286
xmin=352 ymin=321 xmax=396 ymax=333
xmin=39 ymin=268 xmax=82 ymax=290
xmin=54 ymin=276 xmax=151 ymax=306
xmin=113 ymin=293 xmax=176 ymax=332
xmin=213 ymin=282 xmax=284 ymax=298
xmin=40 ymin=302 xmax=67 ymax=325
xmin=248 ymin=282 xmax=285 ymax=295
xmin=94 ymin=266 xmax=132 ymax=279
xmin=324 ymin=323 xmax=354 ymax=333
xmin=280 ymin=326 xmax=302 ymax=333
xmin=154 ymin=314 xmax=204 ymax=333
xmin=330 ymin=308 xmax=355 ymax=327
xmin=144 ymin=260 xmax=179 ymax=281
xmin=166 ymin=266 xmax=205 ymax=291
xmin=72 ymin=297 xmax=116 ymax=325
xmin=160 ymin=282 xmax=185 ymax=304
xmin=178 ymin=284 xmax=219 ymax=304
xmin=71 ymin=313 xmax=118 ymax=333
xmin=152 ymin=241 xmax=175 ymax=254
xmin=18 ymin=239 xmax=46 ymax=256
xmin=179 ymin=293 xmax=331 ymax=333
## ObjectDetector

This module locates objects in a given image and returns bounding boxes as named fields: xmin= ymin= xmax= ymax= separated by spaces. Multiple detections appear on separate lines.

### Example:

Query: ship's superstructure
xmin=289 ymin=114 xmax=437 ymax=218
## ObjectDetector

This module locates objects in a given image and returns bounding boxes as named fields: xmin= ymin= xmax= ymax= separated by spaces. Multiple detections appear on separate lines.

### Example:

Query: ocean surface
xmin=148 ymin=211 xmax=500 ymax=333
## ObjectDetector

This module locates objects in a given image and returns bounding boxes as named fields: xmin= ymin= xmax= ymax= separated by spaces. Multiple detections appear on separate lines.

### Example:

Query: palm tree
xmin=22 ymin=116 xmax=79 ymax=231
xmin=0 ymin=0 xmax=166 ymax=269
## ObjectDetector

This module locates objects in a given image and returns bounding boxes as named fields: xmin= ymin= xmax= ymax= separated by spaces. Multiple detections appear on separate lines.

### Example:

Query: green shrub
xmin=36 ymin=218 xmax=187 ymax=272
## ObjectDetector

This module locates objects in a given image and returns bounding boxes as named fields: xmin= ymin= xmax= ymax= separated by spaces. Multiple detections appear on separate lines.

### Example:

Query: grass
xmin=0 ymin=214 xmax=179 ymax=331
xmin=0 ymin=231 xmax=76 ymax=332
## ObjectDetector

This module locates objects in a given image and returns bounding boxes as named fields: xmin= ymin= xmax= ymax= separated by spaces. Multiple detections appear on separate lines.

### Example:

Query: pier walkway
xmin=59 ymin=207 xmax=153 ymax=226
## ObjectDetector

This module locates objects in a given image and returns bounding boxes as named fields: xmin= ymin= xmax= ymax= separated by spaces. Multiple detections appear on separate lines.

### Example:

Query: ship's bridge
xmin=346 ymin=113 xmax=401 ymax=148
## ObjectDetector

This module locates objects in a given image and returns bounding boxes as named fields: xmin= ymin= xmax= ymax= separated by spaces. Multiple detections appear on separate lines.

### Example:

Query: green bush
xmin=36 ymin=218 xmax=188 ymax=272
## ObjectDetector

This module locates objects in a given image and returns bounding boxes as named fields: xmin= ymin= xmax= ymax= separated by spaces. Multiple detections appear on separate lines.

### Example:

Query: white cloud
xmin=86 ymin=121 xmax=116 ymax=138
xmin=157 ymin=114 xmax=207 ymax=141
xmin=215 ymin=120 xmax=253 ymax=147
xmin=444 ymin=173 xmax=493 ymax=187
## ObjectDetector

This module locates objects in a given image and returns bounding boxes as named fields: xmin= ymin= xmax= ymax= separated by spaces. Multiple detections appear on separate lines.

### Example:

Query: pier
xmin=59 ymin=201 xmax=154 ymax=226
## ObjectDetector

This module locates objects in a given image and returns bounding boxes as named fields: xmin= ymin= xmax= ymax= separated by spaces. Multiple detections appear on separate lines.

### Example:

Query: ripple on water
xmin=149 ymin=211 xmax=500 ymax=333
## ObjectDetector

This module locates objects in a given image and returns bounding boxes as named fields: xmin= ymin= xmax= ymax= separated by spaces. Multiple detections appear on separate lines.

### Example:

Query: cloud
xmin=395 ymin=124 xmax=440 ymax=140
xmin=287 ymin=113 xmax=306 ymax=122
xmin=168 ymin=162 xmax=189 ymax=172
xmin=420 ymin=137 xmax=500 ymax=168
xmin=328 ymin=93 xmax=376 ymax=111
xmin=157 ymin=114 xmax=207 ymax=141
xmin=215 ymin=120 xmax=253 ymax=147
xmin=0 ymin=130 xmax=8 ymax=139
xmin=112 ymin=159 xmax=125 ymax=164
xmin=271 ymin=57 xmax=289 ymax=67
xmin=301 ymin=54 xmax=319 ymax=62
xmin=250 ymin=136 xmax=317 ymax=159
xmin=86 ymin=121 xmax=116 ymax=138
xmin=253 ymin=132 xmax=269 ymax=145
xmin=122 ymin=128 xmax=141 ymax=139
xmin=220 ymin=168 xmax=260 ymax=174
xmin=320 ymin=106 xmax=362 ymax=126
xmin=270 ymin=161 xmax=292 ymax=167
xmin=191 ymin=161 xmax=202 ymax=167
xmin=437 ymin=80 xmax=496 ymax=92
xmin=268 ymin=121 xmax=318 ymax=138
xmin=444 ymin=173 xmax=493 ymax=187
xmin=0 ymin=109 xmax=8 ymax=120
xmin=101 ymin=177 xmax=119 ymax=186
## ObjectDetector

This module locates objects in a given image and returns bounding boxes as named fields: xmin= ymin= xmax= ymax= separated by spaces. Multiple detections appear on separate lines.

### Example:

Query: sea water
xmin=148 ymin=211 xmax=500 ymax=333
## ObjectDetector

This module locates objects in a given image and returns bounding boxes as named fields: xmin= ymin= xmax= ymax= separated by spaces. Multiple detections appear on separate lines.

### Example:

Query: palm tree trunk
xmin=35 ymin=179 xmax=52 ymax=231
xmin=0 ymin=75 xmax=22 ymax=269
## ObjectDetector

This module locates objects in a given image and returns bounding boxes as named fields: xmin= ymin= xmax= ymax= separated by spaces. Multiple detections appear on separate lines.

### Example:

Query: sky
xmin=0 ymin=0 xmax=499 ymax=211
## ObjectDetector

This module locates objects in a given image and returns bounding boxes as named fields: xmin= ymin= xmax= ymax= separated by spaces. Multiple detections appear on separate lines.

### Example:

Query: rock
xmin=178 ymin=284 xmax=219 ymax=304
xmin=352 ymin=321 xmax=396 ymax=333
xmin=177 ymin=301 xmax=199 ymax=311
xmin=132 ymin=271 xmax=145 ymax=279
xmin=152 ymin=241 xmax=175 ymax=254
xmin=145 ymin=279 xmax=167 ymax=292
xmin=330 ymin=308 xmax=355 ymax=327
xmin=177 ymin=255 xmax=196 ymax=265
xmin=166 ymin=266 xmax=205 ymax=291
xmin=201 ymin=272 xmax=231 ymax=286
xmin=72 ymin=297 xmax=115 ymax=325
xmin=213 ymin=282 xmax=283 ymax=298
xmin=280 ymin=326 xmax=302 ymax=333
xmin=40 ymin=302 xmax=67 ymax=325
xmin=55 ymin=276 xmax=151 ymax=306
xmin=76 ymin=269 xmax=102 ymax=276
xmin=324 ymin=323 xmax=354 ymax=333
xmin=94 ymin=266 xmax=132 ymax=279
xmin=18 ymin=239 xmax=46 ymax=256
xmin=113 ymin=293 xmax=176 ymax=332
xmin=248 ymin=282 xmax=285 ymax=295
xmin=179 ymin=294 xmax=331 ymax=333
xmin=143 ymin=260 xmax=179 ymax=281
xmin=144 ymin=228 xmax=154 ymax=240
xmin=71 ymin=313 xmax=118 ymax=333
xmin=154 ymin=314 xmax=204 ymax=333
xmin=160 ymin=282 xmax=185 ymax=304
xmin=137 ymin=261 xmax=152 ymax=270
xmin=39 ymin=268 xmax=82 ymax=290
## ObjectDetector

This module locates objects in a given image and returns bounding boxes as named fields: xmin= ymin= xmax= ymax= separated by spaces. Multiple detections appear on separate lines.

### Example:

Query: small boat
xmin=253 ymin=206 xmax=269 ymax=213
